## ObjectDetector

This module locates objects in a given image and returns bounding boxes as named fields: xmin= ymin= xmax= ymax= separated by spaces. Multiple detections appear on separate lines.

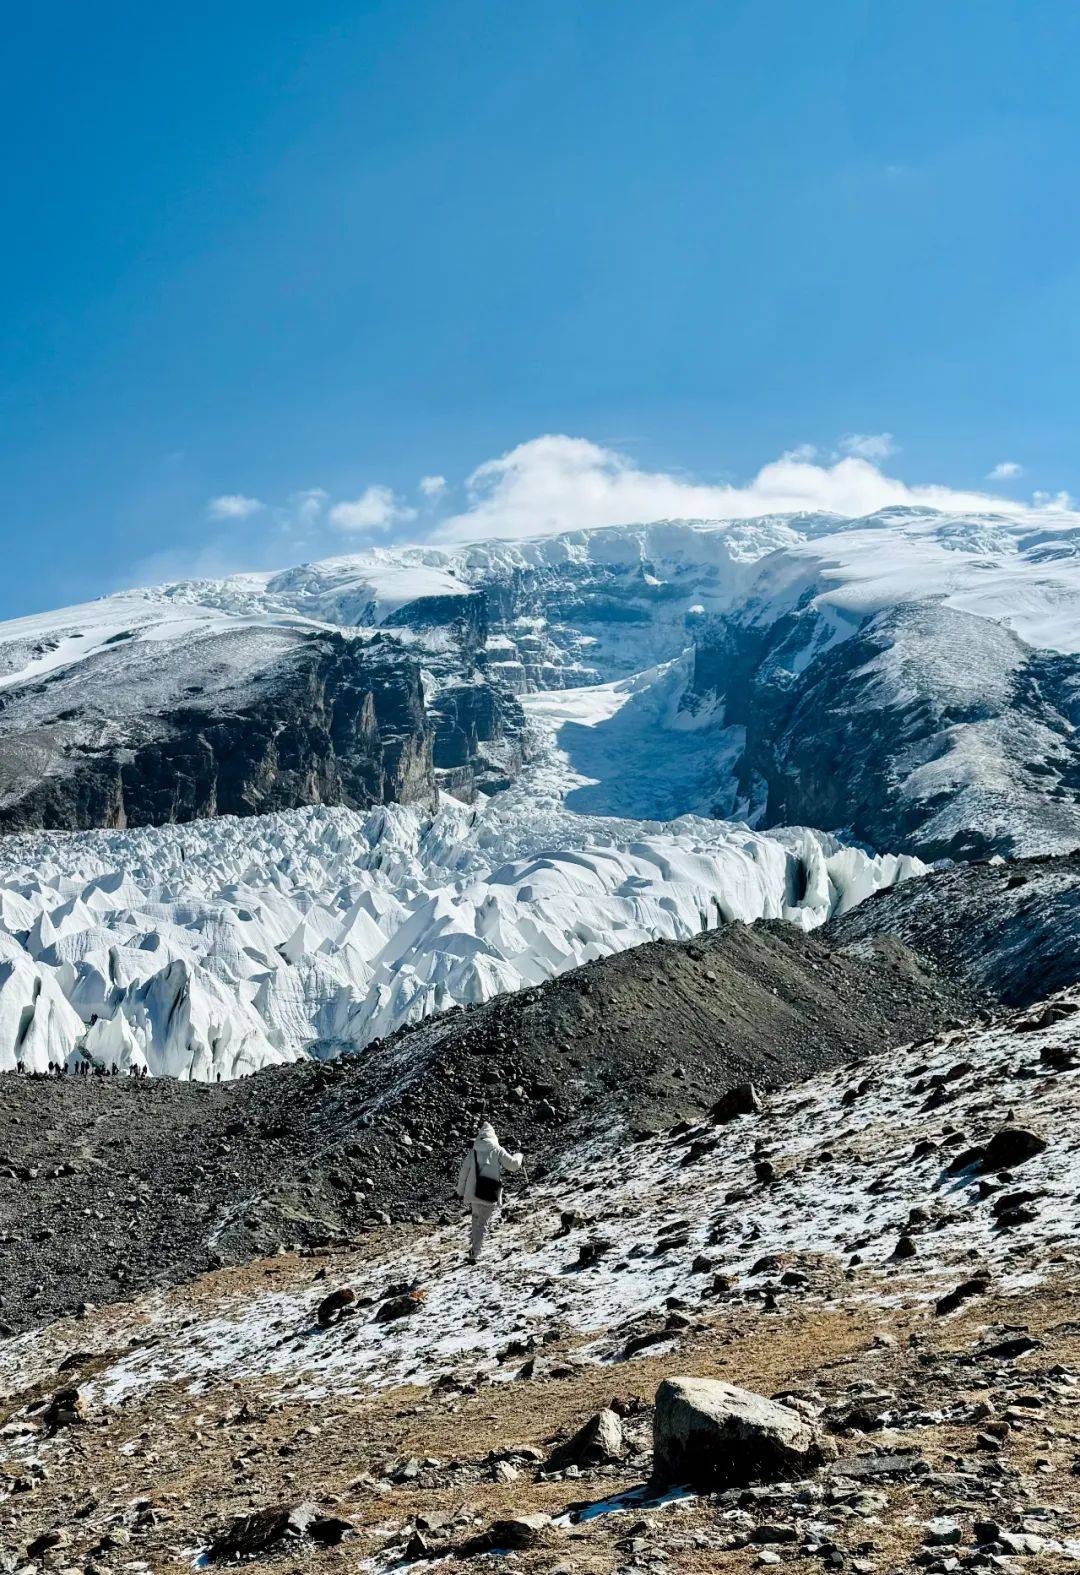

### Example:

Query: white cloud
xmin=419 ymin=474 xmax=447 ymax=498
xmin=434 ymin=433 xmax=1022 ymax=545
xmin=838 ymin=432 xmax=896 ymax=461
xmin=328 ymin=485 xmax=416 ymax=533
xmin=207 ymin=493 xmax=264 ymax=520
xmin=987 ymin=461 xmax=1023 ymax=480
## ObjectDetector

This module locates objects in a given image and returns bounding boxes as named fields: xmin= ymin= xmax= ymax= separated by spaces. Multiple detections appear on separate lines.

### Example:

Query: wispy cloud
xmin=207 ymin=493 xmax=264 ymax=520
xmin=419 ymin=474 xmax=447 ymax=498
xmin=987 ymin=460 xmax=1023 ymax=480
xmin=289 ymin=487 xmax=329 ymax=526
xmin=838 ymin=432 xmax=896 ymax=461
xmin=328 ymin=485 xmax=415 ymax=533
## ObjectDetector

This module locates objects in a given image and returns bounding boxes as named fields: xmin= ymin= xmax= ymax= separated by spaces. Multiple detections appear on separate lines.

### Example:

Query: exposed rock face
xmin=690 ymin=602 xmax=1080 ymax=860
xmin=653 ymin=1376 xmax=831 ymax=1486
xmin=0 ymin=631 xmax=439 ymax=833
xmin=426 ymin=673 xmax=525 ymax=800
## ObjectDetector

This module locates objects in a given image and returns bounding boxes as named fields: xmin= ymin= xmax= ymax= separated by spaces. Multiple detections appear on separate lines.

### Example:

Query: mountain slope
xmin=696 ymin=601 xmax=1080 ymax=860
xmin=0 ymin=915 xmax=969 ymax=1335
xmin=2 ymin=970 xmax=1077 ymax=1571
xmin=830 ymin=846 xmax=1080 ymax=1006
xmin=1 ymin=507 xmax=1079 ymax=857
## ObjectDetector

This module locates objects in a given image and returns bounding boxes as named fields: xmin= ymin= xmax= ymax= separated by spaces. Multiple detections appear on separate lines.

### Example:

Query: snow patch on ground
xmin=2 ymin=989 xmax=1075 ymax=1410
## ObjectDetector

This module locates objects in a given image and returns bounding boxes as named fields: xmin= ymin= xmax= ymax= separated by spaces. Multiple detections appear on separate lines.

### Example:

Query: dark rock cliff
xmin=688 ymin=601 xmax=1080 ymax=860
xmin=0 ymin=631 xmax=441 ymax=833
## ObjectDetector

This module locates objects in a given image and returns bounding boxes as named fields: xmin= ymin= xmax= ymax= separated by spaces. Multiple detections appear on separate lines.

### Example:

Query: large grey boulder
xmin=653 ymin=1377 xmax=831 ymax=1486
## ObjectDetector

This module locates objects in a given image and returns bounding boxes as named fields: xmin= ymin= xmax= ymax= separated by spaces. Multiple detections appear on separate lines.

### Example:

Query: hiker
xmin=455 ymin=1121 xmax=523 ymax=1263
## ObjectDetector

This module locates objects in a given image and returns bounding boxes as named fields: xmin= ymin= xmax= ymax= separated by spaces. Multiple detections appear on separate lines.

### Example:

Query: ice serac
xmin=0 ymin=796 xmax=924 ymax=1079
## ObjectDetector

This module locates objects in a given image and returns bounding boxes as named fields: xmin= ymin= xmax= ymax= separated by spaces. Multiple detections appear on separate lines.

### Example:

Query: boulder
xmin=935 ymin=1275 xmax=990 ymax=1317
xmin=316 ymin=1287 xmax=356 ymax=1327
xmin=484 ymin=1514 xmax=555 ymax=1551
xmin=711 ymin=1084 xmax=763 ymax=1123
xmin=544 ymin=1408 xmax=624 ymax=1472
xmin=653 ymin=1377 xmax=831 ymax=1487
xmin=456 ymin=1513 xmax=557 ymax=1558
xmin=27 ymin=1531 xmax=67 ymax=1559
xmin=207 ymin=1503 xmax=317 ymax=1561
xmin=982 ymin=1126 xmax=1047 ymax=1170
xmin=374 ymin=1289 xmax=427 ymax=1322
xmin=41 ymin=1385 xmax=87 ymax=1434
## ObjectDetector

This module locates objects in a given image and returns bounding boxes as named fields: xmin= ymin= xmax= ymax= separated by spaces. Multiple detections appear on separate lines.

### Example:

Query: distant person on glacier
xmin=455 ymin=1122 xmax=523 ymax=1263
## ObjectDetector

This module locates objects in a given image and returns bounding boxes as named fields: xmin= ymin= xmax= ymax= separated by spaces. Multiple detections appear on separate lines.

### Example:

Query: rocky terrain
xmin=0 ymin=917 xmax=970 ymax=1336
xmin=832 ymin=848 xmax=1080 ymax=1007
xmin=1 ymin=969 xmax=1077 ymax=1572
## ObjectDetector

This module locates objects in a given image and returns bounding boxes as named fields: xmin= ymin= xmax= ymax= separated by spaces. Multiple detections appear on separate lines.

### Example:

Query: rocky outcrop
xmin=428 ymin=676 xmax=525 ymax=800
xmin=0 ymin=631 xmax=438 ymax=833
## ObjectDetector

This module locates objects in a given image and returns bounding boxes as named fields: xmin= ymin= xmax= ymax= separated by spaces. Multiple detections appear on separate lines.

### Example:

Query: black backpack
xmin=472 ymin=1148 xmax=503 ymax=1205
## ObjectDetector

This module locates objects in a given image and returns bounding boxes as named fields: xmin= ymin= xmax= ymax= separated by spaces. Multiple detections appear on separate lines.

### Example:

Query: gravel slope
xmin=829 ymin=848 xmax=1080 ymax=1006
xmin=0 ymin=920 xmax=968 ymax=1335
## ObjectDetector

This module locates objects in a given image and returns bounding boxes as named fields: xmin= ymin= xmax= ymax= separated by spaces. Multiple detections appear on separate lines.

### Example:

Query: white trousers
xmin=469 ymin=1200 xmax=498 ymax=1259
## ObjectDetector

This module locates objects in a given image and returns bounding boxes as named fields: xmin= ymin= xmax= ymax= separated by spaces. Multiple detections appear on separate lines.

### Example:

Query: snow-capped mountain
xmin=1 ymin=506 xmax=1078 ymax=857
xmin=0 ymin=504 xmax=1078 ymax=1079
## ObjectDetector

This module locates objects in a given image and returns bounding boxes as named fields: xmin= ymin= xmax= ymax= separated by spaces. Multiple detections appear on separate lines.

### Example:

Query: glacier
xmin=0 ymin=784 xmax=922 ymax=1079
xmin=5 ymin=499 xmax=1080 ymax=1077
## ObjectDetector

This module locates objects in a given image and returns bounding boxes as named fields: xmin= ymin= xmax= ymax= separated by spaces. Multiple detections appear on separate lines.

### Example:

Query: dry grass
xmin=4 ymin=1243 xmax=1080 ymax=1573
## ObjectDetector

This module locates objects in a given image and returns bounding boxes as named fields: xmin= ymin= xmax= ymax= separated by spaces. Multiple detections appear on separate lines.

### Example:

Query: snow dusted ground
xmin=0 ymin=771 xmax=920 ymax=1078
xmin=1 ymin=987 xmax=1075 ymax=1412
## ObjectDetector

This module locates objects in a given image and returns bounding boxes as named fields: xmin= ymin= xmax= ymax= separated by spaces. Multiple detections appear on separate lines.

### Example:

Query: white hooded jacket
xmin=455 ymin=1122 xmax=523 ymax=1206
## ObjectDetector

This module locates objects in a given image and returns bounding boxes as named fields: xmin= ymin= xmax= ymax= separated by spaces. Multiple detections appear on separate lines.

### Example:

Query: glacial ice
xmin=0 ymin=792 xmax=923 ymax=1079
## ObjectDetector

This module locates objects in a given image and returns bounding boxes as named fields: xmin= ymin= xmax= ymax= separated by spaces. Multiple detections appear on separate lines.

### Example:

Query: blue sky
xmin=3 ymin=0 xmax=1080 ymax=617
